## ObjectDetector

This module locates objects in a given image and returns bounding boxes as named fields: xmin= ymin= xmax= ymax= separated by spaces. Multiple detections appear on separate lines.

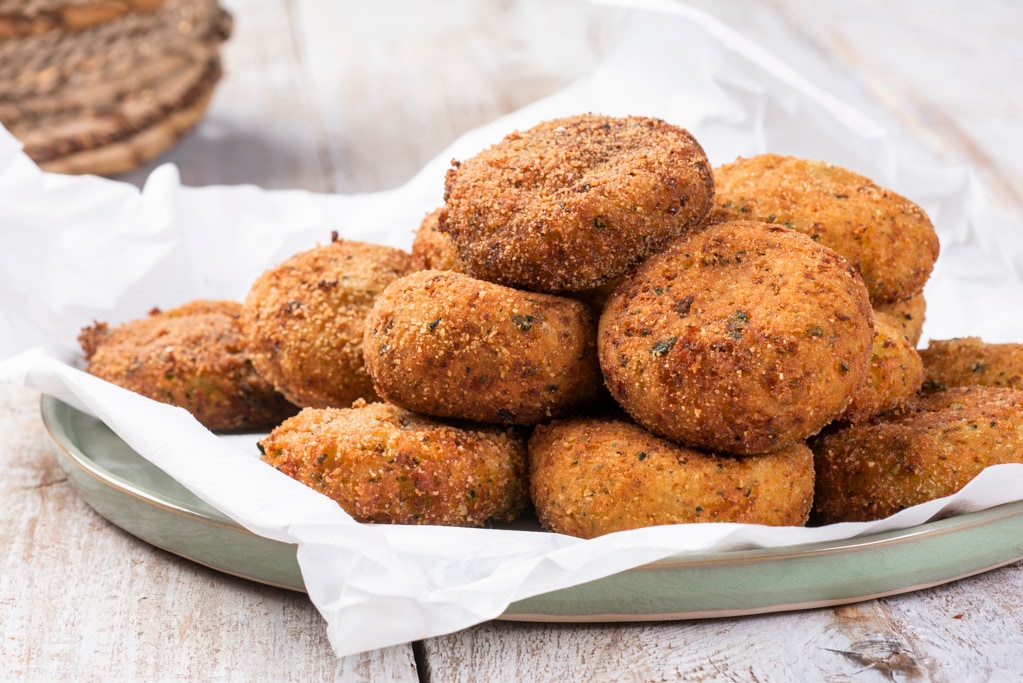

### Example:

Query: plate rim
xmin=42 ymin=394 xmax=307 ymax=592
xmin=41 ymin=393 xmax=1023 ymax=618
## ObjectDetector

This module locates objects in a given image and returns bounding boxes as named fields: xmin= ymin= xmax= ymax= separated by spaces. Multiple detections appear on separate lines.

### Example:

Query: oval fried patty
xmin=711 ymin=154 xmax=939 ymax=306
xmin=812 ymin=386 xmax=1023 ymax=523
xmin=529 ymin=416 xmax=815 ymax=538
xmin=441 ymin=113 xmax=714 ymax=293
xmin=363 ymin=270 xmax=604 ymax=426
xmin=259 ymin=401 xmax=529 ymax=527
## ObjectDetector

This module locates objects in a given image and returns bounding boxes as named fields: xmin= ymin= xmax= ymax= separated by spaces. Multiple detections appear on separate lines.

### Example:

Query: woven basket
xmin=0 ymin=0 xmax=231 ymax=175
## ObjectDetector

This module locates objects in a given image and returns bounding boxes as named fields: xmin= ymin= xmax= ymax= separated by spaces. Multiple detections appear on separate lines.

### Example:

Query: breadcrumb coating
xmin=599 ymin=219 xmax=874 ymax=455
xmin=812 ymin=386 xmax=1023 ymax=523
xmin=259 ymin=401 xmax=528 ymax=527
xmin=411 ymin=207 xmax=465 ymax=272
xmin=529 ymin=416 xmax=815 ymax=538
xmin=363 ymin=269 xmax=604 ymax=426
xmin=79 ymin=299 xmax=297 ymax=432
xmin=875 ymin=293 xmax=926 ymax=347
xmin=242 ymin=236 xmax=415 ymax=409
xmin=711 ymin=154 xmax=939 ymax=305
xmin=920 ymin=337 xmax=1023 ymax=392
xmin=841 ymin=311 xmax=924 ymax=423
xmin=440 ymin=113 xmax=714 ymax=293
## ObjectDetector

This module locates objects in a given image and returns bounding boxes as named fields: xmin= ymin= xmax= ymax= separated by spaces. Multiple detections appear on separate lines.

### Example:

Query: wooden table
xmin=4 ymin=1 xmax=1022 ymax=680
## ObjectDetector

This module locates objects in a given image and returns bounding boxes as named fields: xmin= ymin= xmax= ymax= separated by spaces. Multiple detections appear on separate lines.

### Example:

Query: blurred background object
xmin=0 ymin=0 xmax=231 ymax=175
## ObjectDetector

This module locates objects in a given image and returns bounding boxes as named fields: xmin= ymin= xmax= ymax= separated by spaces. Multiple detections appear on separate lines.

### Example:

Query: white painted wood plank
xmin=0 ymin=386 xmax=419 ymax=680
xmin=686 ymin=0 xmax=1023 ymax=216
xmin=119 ymin=0 xmax=338 ymax=191
xmin=288 ymin=0 xmax=612 ymax=192
xmin=421 ymin=567 xmax=1023 ymax=682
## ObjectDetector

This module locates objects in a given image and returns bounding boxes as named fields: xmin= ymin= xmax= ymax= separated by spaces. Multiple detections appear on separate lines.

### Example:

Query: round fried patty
xmin=78 ymin=299 xmax=297 ymax=432
xmin=920 ymin=337 xmax=1023 ymax=392
xmin=440 ymin=113 xmax=714 ymax=293
xmin=812 ymin=386 xmax=1023 ymax=523
xmin=242 ymin=236 xmax=414 ymax=409
xmin=259 ymin=401 xmax=528 ymax=527
xmin=363 ymin=270 xmax=604 ymax=426
xmin=599 ymin=219 xmax=874 ymax=455
xmin=841 ymin=310 xmax=924 ymax=423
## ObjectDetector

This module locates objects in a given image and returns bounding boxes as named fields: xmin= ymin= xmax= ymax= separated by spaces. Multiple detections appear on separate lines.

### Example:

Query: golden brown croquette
xmin=529 ymin=416 xmax=815 ymax=538
xmin=711 ymin=154 xmax=939 ymax=306
xmin=411 ymin=207 xmax=465 ymax=272
xmin=875 ymin=292 xmax=926 ymax=347
xmin=841 ymin=311 xmax=924 ymax=423
xmin=363 ymin=269 xmax=604 ymax=426
xmin=811 ymin=386 xmax=1023 ymax=523
xmin=598 ymin=219 xmax=874 ymax=455
xmin=920 ymin=337 xmax=1023 ymax=392
xmin=79 ymin=300 xmax=298 ymax=432
xmin=258 ymin=401 xmax=528 ymax=527
xmin=242 ymin=236 xmax=415 ymax=409
xmin=440 ymin=113 xmax=714 ymax=293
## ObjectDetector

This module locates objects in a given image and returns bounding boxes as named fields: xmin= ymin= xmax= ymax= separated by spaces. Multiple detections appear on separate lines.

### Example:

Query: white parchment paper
xmin=2 ymin=0 xmax=1022 ymax=657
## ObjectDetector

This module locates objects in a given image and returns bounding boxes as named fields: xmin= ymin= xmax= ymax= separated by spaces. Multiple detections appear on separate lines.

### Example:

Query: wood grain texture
xmin=685 ymin=0 xmax=1023 ymax=218
xmin=4 ymin=0 xmax=1023 ymax=679
xmin=121 ymin=0 xmax=612 ymax=193
xmin=784 ymin=0 xmax=1023 ymax=213
xmin=120 ymin=0 xmax=1023 ymax=215
xmin=422 ymin=573 xmax=1023 ymax=682
xmin=0 ymin=386 xmax=418 ymax=681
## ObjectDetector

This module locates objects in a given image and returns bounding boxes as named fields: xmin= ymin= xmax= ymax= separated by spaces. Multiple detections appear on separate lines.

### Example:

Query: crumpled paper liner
xmin=2 ymin=0 xmax=1022 ymax=658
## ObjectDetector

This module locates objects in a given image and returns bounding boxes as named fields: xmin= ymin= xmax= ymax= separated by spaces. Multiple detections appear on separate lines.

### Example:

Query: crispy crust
xmin=875 ymin=292 xmax=926 ymax=347
xmin=920 ymin=337 xmax=1023 ymax=392
xmin=711 ymin=154 xmax=940 ymax=305
xmin=78 ymin=299 xmax=297 ymax=432
xmin=440 ymin=113 xmax=714 ymax=293
xmin=811 ymin=386 xmax=1023 ymax=523
xmin=529 ymin=416 xmax=815 ymax=538
xmin=258 ymin=401 xmax=529 ymax=527
xmin=362 ymin=269 xmax=604 ymax=426
xmin=410 ymin=207 xmax=465 ymax=272
xmin=599 ymin=219 xmax=874 ymax=455
xmin=242 ymin=237 xmax=415 ymax=409
xmin=841 ymin=310 xmax=924 ymax=423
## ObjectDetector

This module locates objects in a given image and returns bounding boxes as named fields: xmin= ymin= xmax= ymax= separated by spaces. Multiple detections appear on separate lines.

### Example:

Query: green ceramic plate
xmin=42 ymin=394 xmax=1023 ymax=621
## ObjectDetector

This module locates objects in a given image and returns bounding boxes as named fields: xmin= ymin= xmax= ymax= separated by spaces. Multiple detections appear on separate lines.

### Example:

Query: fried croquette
xmin=242 ymin=235 xmax=415 ymax=409
xmin=875 ymin=292 xmax=926 ymax=347
xmin=78 ymin=300 xmax=298 ymax=432
xmin=363 ymin=269 xmax=604 ymax=426
xmin=841 ymin=311 xmax=924 ymax=423
xmin=920 ymin=337 xmax=1023 ymax=392
xmin=258 ymin=401 xmax=528 ymax=527
xmin=529 ymin=416 xmax=815 ymax=538
xmin=811 ymin=386 xmax=1023 ymax=523
xmin=711 ymin=154 xmax=940 ymax=305
xmin=411 ymin=208 xmax=465 ymax=272
xmin=440 ymin=113 xmax=714 ymax=293
xmin=598 ymin=219 xmax=874 ymax=455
